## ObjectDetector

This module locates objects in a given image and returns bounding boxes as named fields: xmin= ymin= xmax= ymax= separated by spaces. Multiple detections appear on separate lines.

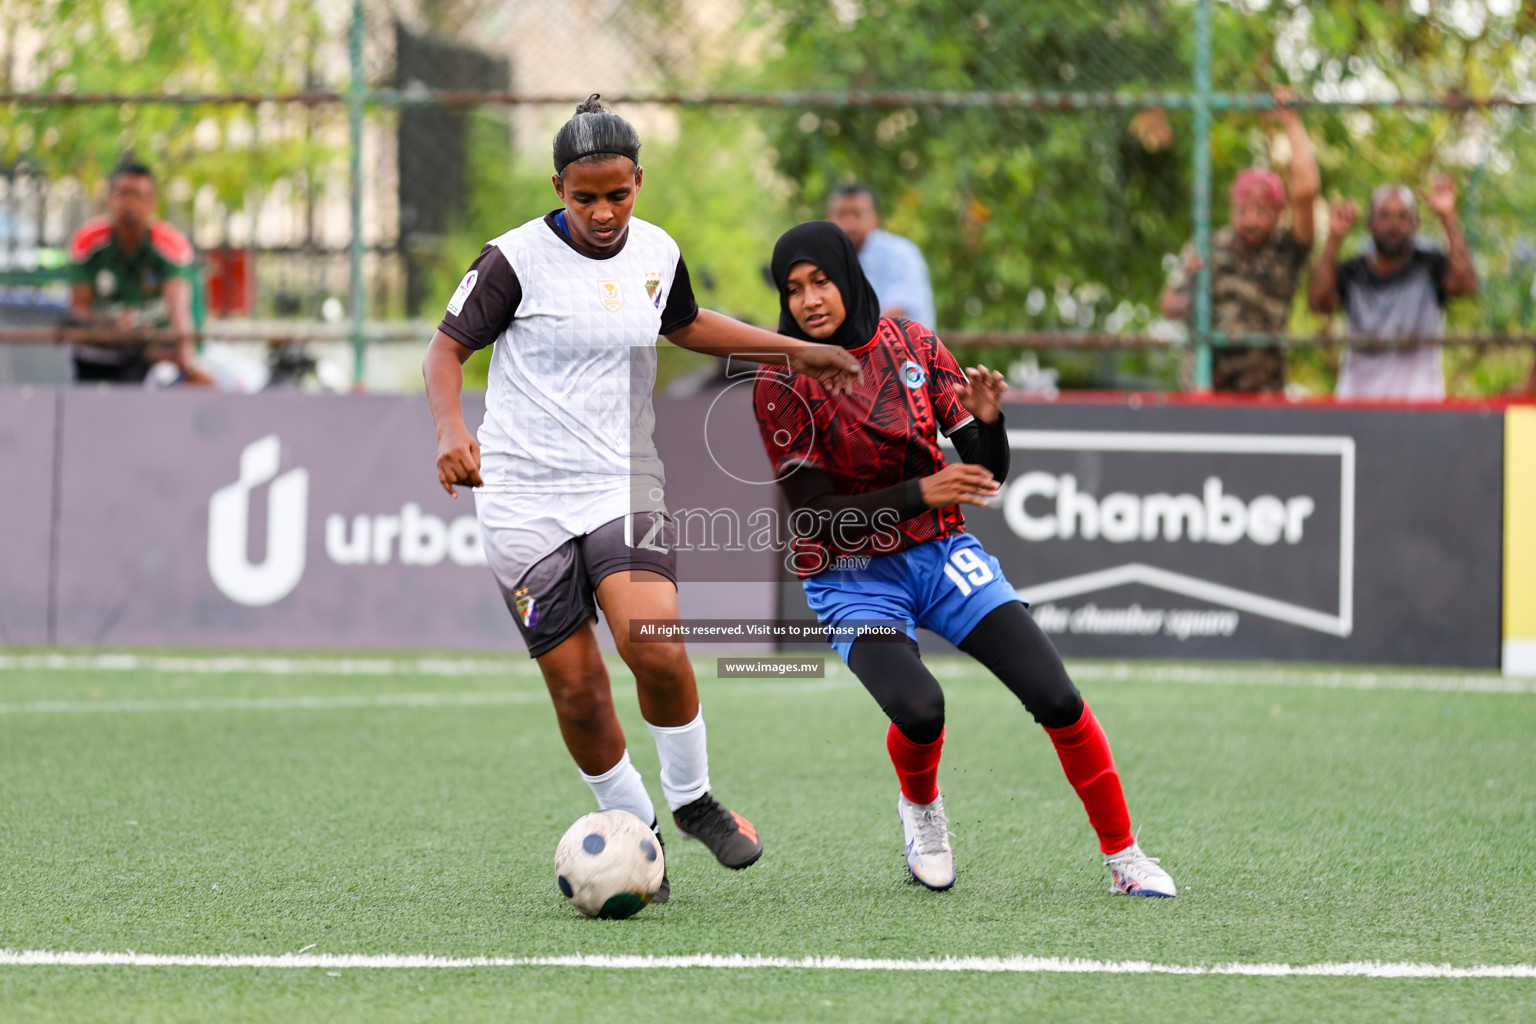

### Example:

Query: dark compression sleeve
xmin=776 ymin=415 xmax=1008 ymax=545
xmin=776 ymin=469 xmax=928 ymax=545
xmin=847 ymin=632 xmax=945 ymax=744
xmin=957 ymin=601 xmax=1083 ymax=728
xmin=950 ymin=414 xmax=1010 ymax=482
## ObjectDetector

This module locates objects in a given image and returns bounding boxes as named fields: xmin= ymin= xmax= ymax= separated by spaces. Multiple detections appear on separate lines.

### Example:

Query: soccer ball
xmin=554 ymin=809 xmax=665 ymax=919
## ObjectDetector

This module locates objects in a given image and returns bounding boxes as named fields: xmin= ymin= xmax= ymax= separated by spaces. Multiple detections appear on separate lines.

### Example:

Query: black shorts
xmin=498 ymin=512 xmax=677 ymax=658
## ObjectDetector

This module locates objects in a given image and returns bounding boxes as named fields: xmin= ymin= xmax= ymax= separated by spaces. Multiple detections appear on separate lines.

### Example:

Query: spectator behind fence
xmin=67 ymin=160 xmax=211 ymax=385
xmin=827 ymin=183 xmax=937 ymax=330
xmin=1306 ymin=177 xmax=1478 ymax=401
xmin=1160 ymin=88 xmax=1319 ymax=393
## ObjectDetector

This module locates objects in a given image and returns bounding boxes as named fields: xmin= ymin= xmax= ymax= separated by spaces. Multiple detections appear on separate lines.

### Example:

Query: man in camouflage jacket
xmin=1161 ymin=89 xmax=1319 ymax=393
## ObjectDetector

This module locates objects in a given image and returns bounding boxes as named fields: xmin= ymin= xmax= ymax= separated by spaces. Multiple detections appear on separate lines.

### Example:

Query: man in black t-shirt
xmin=1308 ymin=176 xmax=1478 ymax=400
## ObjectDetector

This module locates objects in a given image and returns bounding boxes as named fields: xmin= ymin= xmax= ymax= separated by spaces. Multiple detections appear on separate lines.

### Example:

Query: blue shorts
xmin=802 ymin=534 xmax=1024 ymax=663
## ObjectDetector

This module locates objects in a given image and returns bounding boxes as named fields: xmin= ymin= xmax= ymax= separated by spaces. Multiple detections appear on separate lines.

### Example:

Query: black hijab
xmin=770 ymin=220 xmax=882 ymax=351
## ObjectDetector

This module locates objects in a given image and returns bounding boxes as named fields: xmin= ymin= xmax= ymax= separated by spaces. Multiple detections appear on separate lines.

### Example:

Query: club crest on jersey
xmin=901 ymin=360 xmax=926 ymax=389
xmin=598 ymin=280 xmax=623 ymax=312
xmin=514 ymin=587 xmax=539 ymax=629
xmin=645 ymin=271 xmax=663 ymax=308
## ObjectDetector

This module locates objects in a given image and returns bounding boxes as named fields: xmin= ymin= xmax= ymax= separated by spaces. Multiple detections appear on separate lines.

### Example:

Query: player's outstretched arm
xmin=665 ymin=309 xmax=861 ymax=393
xmin=423 ymin=330 xmax=484 ymax=497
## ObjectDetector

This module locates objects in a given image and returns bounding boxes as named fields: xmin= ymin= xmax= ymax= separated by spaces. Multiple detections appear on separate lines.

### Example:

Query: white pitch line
xmin=1064 ymin=663 xmax=1535 ymax=695
xmin=0 ymin=691 xmax=550 ymax=715
xmin=0 ymin=950 xmax=1532 ymax=979
xmin=0 ymin=678 xmax=855 ymax=716
xmin=0 ymin=653 xmax=543 ymax=678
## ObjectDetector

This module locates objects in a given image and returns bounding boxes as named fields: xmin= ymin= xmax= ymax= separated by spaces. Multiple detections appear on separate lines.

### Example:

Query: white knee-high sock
xmin=579 ymin=749 xmax=657 ymax=826
xmin=647 ymin=707 xmax=711 ymax=811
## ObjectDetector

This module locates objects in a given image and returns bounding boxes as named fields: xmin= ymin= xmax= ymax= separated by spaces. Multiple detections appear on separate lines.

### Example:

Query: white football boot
xmin=1104 ymin=839 xmax=1177 ymax=897
xmin=897 ymin=793 xmax=955 ymax=891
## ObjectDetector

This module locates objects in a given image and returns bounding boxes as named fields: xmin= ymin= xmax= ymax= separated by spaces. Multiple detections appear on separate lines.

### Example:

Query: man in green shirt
xmin=67 ymin=161 xmax=210 ymax=384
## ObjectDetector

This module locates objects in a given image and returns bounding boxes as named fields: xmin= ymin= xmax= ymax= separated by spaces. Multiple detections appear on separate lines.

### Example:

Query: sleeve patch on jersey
xmin=446 ymin=269 xmax=478 ymax=316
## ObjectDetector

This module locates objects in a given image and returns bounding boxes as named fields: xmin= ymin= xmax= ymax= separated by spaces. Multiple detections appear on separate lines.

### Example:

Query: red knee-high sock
xmin=886 ymin=723 xmax=944 ymax=805
xmin=1043 ymin=703 xmax=1134 ymax=854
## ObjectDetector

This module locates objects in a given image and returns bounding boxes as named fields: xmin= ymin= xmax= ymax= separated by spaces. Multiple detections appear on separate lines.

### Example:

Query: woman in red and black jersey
xmin=752 ymin=220 xmax=1177 ymax=897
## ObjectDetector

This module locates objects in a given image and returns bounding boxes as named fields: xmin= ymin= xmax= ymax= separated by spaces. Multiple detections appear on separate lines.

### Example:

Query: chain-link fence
xmin=2 ymin=0 xmax=1533 ymax=395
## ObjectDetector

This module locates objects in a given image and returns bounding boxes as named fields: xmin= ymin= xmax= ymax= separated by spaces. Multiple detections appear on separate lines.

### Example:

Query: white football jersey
xmin=465 ymin=215 xmax=690 ymax=494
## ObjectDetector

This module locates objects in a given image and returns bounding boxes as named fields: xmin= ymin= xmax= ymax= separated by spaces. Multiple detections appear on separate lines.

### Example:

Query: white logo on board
xmin=207 ymin=435 xmax=310 ymax=607
xmin=975 ymin=430 xmax=1357 ymax=638
xmin=207 ymin=436 xmax=488 ymax=607
xmin=1003 ymin=473 xmax=1315 ymax=546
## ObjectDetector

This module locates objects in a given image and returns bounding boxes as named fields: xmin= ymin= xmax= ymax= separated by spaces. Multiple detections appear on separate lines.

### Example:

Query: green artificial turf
xmin=1 ymin=652 xmax=1533 ymax=1022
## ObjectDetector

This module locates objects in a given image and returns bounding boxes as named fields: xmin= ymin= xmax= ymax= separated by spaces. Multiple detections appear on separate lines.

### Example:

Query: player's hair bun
xmin=553 ymin=93 xmax=641 ymax=174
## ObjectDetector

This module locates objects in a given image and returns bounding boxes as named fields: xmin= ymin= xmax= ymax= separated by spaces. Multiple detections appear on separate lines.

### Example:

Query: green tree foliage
xmin=733 ymin=0 xmax=1534 ymax=392
xmin=1 ymin=0 xmax=333 ymax=205
xmin=741 ymin=0 xmax=1192 ymax=345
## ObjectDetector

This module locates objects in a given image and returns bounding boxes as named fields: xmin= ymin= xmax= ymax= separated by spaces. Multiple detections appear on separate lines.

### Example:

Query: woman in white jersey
xmin=422 ymin=96 xmax=860 ymax=899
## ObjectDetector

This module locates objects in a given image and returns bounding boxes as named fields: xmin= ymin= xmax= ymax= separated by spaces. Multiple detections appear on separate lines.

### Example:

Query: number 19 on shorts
xmin=943 ymin=548 xmax=995 ymax=596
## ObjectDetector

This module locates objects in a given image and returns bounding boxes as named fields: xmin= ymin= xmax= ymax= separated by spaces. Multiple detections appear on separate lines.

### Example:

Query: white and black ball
xmin=554 ymin=809 xmax=665 ymax=919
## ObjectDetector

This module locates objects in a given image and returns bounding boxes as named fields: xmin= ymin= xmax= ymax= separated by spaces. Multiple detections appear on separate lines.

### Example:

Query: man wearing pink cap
xmin=1161 ymin=89 xmax=1320 ymax=393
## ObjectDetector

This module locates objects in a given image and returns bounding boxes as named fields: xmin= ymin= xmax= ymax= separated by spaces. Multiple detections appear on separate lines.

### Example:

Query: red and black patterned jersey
xmin=752 ymin=317 xmax=975 ymax=577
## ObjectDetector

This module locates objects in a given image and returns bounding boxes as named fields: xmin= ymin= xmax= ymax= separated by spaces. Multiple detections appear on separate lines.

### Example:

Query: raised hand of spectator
xmin=1128 ymin=107 xmax=1174 ymax=152
xmin=1423 ymin=174 xmax=1476 ymax=296
xmin=1423 ymin=175 xmax=1458 ymax=221
xmin=1271 ymin=85 xmax=1302 ymax=124
xmin=1328 ymin=199 xmax=1360 ymax=240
